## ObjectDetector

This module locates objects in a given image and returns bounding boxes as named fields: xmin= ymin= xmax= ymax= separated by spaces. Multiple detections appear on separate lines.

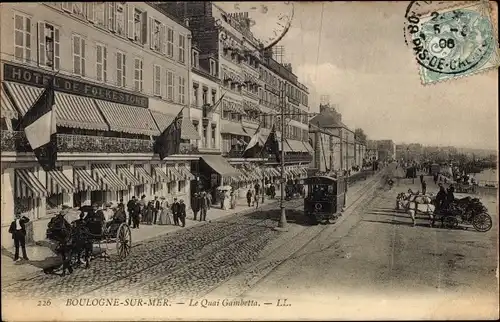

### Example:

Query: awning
xmin=47 ymin=170 xmax=76 ymax=195
xmin=220 ymin=120 xmax=250 ymax=137
xmin=92 ymin=164 xmax=129 ymax=191
xmin=134 ymin=165 xmax=154 ymax=184
xmin=150 ymin=110 xmax=201 ymax=140
xmin=167 ymin=166 xmax=183 ymax=180
xmin=201 ymin=155 xmax=240 ymax=177
xmin=15 ymin=169 xmax=48 ymax=198
xmin=302 ymin=141 xmax=314 ymax=153
xmin=4 ymin=82 xmax=109 ymax=131
xmin=177 ymin=166 xmax=195 ymax=180
xmin=1 ymin=83 xmax=18 ymax=119
xmin=73 ymin=168 xmax=100 ymax=191
xmin=152 ymin=165 xmax=171 ymax=183
xmin=95 ymin=100 xmax=160 ymax=136
xmin=116 ymin=165 xmax=141 ymax=186
xmin=285 ymin=139 xmax=308 ymax=153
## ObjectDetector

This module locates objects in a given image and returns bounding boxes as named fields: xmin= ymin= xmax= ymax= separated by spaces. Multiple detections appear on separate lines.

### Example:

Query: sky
xmin=219 ymin=1 xmax=498 ymax=151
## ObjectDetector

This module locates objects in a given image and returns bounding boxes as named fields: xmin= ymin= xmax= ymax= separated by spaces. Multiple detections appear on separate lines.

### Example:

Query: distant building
xmin=375 ymin=140 xmax=396 ymax=161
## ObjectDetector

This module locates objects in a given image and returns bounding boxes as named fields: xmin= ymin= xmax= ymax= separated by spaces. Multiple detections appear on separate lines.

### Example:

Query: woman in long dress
xmin=158 ymin=198 xmax=172 ymax=225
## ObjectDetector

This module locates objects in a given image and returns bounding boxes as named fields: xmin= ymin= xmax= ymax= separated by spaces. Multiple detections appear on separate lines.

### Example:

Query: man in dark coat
xmin=9 ymin=212 xmax=30 ymax=261
xmin=200 ymin=192 xmax=209 ymax=222
xmin=178 ymin=199 xmax=187 ymax=227
xmin=435 ymin=184 xmax=447 ymax=212
xmin=422 ymin=180 xmax=427 ymax=195
xmin=127 ymin=196 xmax=136 ymax=226
xmin=132 ymin=201 xmax=141 ymax=229
xmin=171 ymin=198 xmax=180 ymax=226
xmin=192 ymin=193 xmax=200 ymax=221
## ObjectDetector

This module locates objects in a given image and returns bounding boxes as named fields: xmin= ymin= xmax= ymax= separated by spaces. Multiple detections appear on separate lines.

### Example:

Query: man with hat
xmin=8 ymin=211 xmax=30 ymax=262
xmin=54 ymin=205 xmax=73 ymax=275
xmin=171 ymin=198 xmax=180 ymax=226
xmin=179 ymin=199 xmax=187 ymax=227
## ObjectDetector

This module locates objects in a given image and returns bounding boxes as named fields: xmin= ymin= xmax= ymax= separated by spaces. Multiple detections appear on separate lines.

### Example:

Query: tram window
xmin=328 ymin=185 xmax=334 ymax=194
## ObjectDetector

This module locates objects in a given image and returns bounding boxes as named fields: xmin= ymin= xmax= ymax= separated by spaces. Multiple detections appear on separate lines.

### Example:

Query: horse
xmin=396 ymin=191 xmax=435 ymax=227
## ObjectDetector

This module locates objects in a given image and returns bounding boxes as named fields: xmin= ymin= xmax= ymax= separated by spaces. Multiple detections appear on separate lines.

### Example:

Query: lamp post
xmin=274 ymin=81 xmax=288 ymax=232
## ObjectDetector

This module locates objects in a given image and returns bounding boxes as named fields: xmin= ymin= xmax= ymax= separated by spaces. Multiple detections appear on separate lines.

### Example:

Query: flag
xmin=154 ymin=108 xmax=183 ymax=160
xmin=205 ymin=92 xmax=226 ymax=115
xmin=264 ymin=124 xmax=280 ymax=163
xmin=20 ymin=80 xmax=57 ymax=171
xmin=242 ymin=123 xmax=263 ymax=158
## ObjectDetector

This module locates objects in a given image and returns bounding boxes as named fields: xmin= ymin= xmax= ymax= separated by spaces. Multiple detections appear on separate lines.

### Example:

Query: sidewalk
xmin=1 ymin=196 xmax=280 ymax=286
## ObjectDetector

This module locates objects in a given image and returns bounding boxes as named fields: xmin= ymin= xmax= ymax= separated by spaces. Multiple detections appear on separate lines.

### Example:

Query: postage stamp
xmin=405 ymin=0 xmax=499 ymax=85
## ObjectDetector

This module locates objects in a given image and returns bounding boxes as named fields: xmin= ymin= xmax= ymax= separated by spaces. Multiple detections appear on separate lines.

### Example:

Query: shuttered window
xmin=116 ymin=52 xmax=126 ymax=87
xmin=72 ymin=34 xmax=86 ymax=76
xmin=14 ymin=13 xmax=31 ymax=63
xmin=134 ymin=58 xmax=143 ymax=92
xmin=166 ymin=27 xmax=174 ymax=58
xmin=153 ymin=65 xmax=161 ymax=96
xmin=166 ymin=70 xmax=174 ymax=101
xmin=96 ymin=43 xmax=107 ymax=82
xmin=38 ymin=22 xmax=60 ymax=70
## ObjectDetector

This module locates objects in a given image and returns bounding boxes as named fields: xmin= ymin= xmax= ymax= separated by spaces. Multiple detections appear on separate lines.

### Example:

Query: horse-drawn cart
xmin=454 ymin=183 xmax=475 ymax=194
xmin=435 ymin=197 xmax=493 ymax=232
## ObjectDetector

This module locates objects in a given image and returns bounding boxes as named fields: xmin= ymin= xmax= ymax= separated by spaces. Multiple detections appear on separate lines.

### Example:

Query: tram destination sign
xmin=3 ymin=63 xmax=148 ymax=108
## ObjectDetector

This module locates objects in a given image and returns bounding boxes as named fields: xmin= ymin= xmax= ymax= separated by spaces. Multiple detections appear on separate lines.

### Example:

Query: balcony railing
xmin=222 ymin=149 xmax=313 ymax=163
xmin=1 ymin=131 xmax=199 ymax=155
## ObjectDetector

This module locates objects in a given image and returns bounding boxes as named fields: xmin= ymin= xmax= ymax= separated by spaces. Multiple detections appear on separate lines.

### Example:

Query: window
xmin=116 ymin=52 xmax=126 ymax=87
xmin=211 ymin=89 xmax=216 ymax=106
xmin=107 ymin=2 xmax=116 ymax=31
xmin=178 ymin=76 xmax=186 ymax=104
xmin=150 ymin=18 xmax=162 ymax=52
xmin=177 ymin=180 xmax=185 ymax=193
xmin=192 ymin=50 xmax=199 ymax=68
xmin=153 ymin=64 xmax=161 ymax=96
xmin=115 ymin=3 xmax=125 ymax=36
xmin=72 ymin=2 xmax=85 ymax=18
xmin=93 ymin=3 xmax=106 ymax=27
xmin=133 ymin=8 xmax=143 ymax=42
xmin=134 ymin=57 xmax=143 ymax=91
xmin=203 ymin=126 xmax=208 ymax=148
xmin=202 ymin=88 xmax=208 ymax=105
xmin=72 ymin=35 xmax=86 ymax=76
xmin=96 ymin=43 xmax=107 ymax=82
xmin=166 ymin=70 xmax=174 ymax=101
xmin=14 ymin=13 xmax=31 ymax=63
xmin=211 ymin=126 xmax=216 ymax=148
xmin=178 ymin=34 xmax=186 ymax=63
xmin=166 ymin=27 xmax=174 ymax=57
xmin=209 ymin=60 xmax=217 ymax=76
xmin=192 ymin=84 xmax=198 ymax=107
xmin=38 ymin=22 xmax=60 ymax=70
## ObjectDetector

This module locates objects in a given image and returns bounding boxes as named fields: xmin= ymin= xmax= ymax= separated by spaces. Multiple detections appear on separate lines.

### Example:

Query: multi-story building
xmin=0 ymin=2 xmax=201 ymax=247
xmin=160 ymin=2 xmax=312 ymax=191
xmin=309 ymin=124 xmax=341 ymax=173
xmin=354 ymin=141 xmax=367 ymax=167
xmin=366 ymin=140 xmax=379 ymax=161
xmin=310 ymin=103 xmax=356 ymax=171
xmin=375 ymin=140 xmax=396 ymax=161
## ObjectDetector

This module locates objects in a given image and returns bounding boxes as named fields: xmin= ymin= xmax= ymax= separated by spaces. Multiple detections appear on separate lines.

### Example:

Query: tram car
xmin=303 ymin=176 xmax=347 ymax=225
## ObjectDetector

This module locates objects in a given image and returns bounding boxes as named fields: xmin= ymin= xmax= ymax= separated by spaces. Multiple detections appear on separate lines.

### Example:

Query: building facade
xmin=375 ymin=140 xmax=396 ymax=161
xmin=0 ymin=2 xmax=202 ymax=247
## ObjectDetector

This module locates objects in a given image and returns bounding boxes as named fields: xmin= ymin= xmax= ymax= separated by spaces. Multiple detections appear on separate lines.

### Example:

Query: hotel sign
xmin=3 ymin=63 xmax=148 ymax=108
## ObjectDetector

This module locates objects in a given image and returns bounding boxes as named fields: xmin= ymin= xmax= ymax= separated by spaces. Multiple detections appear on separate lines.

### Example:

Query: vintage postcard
xmin=1 ymin=1 xmax=498 ymax=321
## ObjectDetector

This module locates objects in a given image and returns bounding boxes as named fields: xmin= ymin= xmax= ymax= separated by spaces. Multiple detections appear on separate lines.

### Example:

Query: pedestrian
xmin=270 ymin=184 xmax=276 ymax=199
xmin=132 ymin=201 xmax=141 ymax=229
xmin=9 ymin=212 xmax=30 ymax=262
xmin=192 ymin=193 xmax=200 ymax=221
xmin=127 ymin=196 xmax=136 ymax=226
xmin=145 ymin=201 xmax=154 ymax=225
xmin=220 ymin=189 xmax=225 ymax=209
xmin=200 ymin=192 xmax=209 ymax=221
xmin=118 ymin=198 xmax=125 ymax=211
xmin=246 ymin=189 xmax=252 ymax=207
xmin=171 ymin=198 xmax=180 ymax=226
xmin=178 ymin=199 xmax=186 ymax=227
xmin=153 ymin=196 xmax=161 ymax=225
xmin=433 ymin=174 xmax=438 ymax=185
xmin=422 ymin=180 xmax=427 ymax=195
xmin=420 ymin=174 xmax=424 ymax=184
xmin=206 ymin=191 xmax=212 ymax=210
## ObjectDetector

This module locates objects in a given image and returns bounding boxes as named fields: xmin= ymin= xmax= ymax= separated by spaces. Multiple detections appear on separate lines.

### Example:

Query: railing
xmin=1 ymin=131 xmax=199 ymax=155
xmin=223 ymin=149 xmax=312 ymax=163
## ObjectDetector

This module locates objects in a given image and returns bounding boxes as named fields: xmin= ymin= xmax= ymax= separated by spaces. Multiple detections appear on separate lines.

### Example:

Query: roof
xmin=310 ymin=112 xmax=351 ymax=131
xmin=308 ymin=123 xmax=338 ymax=137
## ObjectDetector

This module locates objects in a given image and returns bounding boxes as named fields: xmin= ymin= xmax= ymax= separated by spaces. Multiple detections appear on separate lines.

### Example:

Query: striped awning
xmin=73 ymin=168 xmax=100 ymax=191
xmin=221 ymin=120 xmax=250 ymax=137
xmin=1 ymin=83 xmax=18 ymax=119
xmin=167 ymin=166 xmax=182 ymax=181
xmin=150 ymin=110 xmax=200 ymax=140
xmin=92 ymin=164 xmax=128 ymax=191
xmin=46 ymin=170 xmax=76 ymax=195
xmin=134 ymin=165 xmax=154 ymax=184
xmin=116 ymin=165 xmax=141 ymax=186
xmin=95 ymin=100 xmax=160 ymax=136
xmin=4 ymin=82 xmax=109 ymax=131
xmin=15 ymin=169 xmax=48 ymax=198
xmin=177 ymin=166 xmax=195 ymax=180
xmin=302 ymin=141 xmax=314 ymax=153
xmin=152 ymin=165 xmax=171 ymax=183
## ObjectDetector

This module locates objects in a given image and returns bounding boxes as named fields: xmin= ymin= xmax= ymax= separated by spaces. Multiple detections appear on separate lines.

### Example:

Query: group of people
xmin=434 ymin=183 xmax=455 ymax=212
xmin=191 ymin=191 xmax=211 ymax=222
xmin=246 ymin=183 xmax=262 ymax=208
xmin=126 ymin=195 xmax=187 ymax=228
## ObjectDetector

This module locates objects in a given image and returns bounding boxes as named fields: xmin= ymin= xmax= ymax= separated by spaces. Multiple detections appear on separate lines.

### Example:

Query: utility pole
xmin=275 ymin=81 xmax=288 ymax=232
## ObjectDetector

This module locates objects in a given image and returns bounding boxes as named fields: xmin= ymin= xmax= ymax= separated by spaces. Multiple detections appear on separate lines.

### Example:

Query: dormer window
xmin=209 ymin=59 xmax=217 ymax=77
xmin=191 ymin=49 xmax=199 ymax=68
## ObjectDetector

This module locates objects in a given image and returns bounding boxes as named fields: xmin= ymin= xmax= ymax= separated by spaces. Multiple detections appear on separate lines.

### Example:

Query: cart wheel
xmin=116 ymin=224 xmax=132 ymax=260
xmin=443 ymin=216 xmax=459 ymax=229
xmin=472 ymin=213 xmax=492 ymax=232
